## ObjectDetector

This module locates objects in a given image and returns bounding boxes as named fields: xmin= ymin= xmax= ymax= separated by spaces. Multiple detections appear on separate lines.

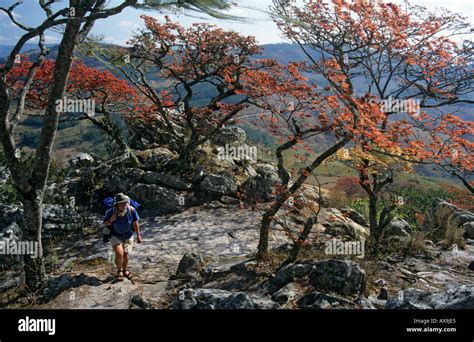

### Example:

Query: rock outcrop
xmin=424 ymin=199 xmax=474 ymax=239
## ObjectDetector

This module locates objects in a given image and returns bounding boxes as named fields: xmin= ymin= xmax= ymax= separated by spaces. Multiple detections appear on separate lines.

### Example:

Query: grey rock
xmin=142 ymin=172 xmax=192 ymax=191
xmin=42 ymin=273 xmax=102 ymax=303
xmin=356 ymin=296 xmax=376 ymax=310
xmin=383 ymin=287 xmax=469 ymax=310
xmin=242 ymin=164 xmax=281 ymax=203
xmin=212 ymin=126 xmax=246 ymax=146
xmin=217 ymin=293 xmax=255 ymax=309
xmin=69 ymin=153 xmax=95 ymax=169
xmin=128 ymin=183 xmax=182 ymax=214
xmin=374 ymin=278 xmax=386 ymax=287
xmin=378 ymin=287 xmax=389 ymax=300
xmin=0 ymin=204 xmax=23 ymax=228
xmin=309 ymin=260 xmax=366 ymax=295
xmin=250 ymin=296 xmax=281 ymax=309
xmin=385 ymin=218 xmax=412 ymax=238
xmin=200 ymin=174 xmax=238 ymax=197
xmin=103 ymin=168 xmax=146 ymax=194
xmin=172 ymin=288 xmax=279 ymax=310
xmin=429 ymin=285 xmax=474 ymax=309
xmin=424 ymin=199 xmax=474 ymax=238
xmin=175 ymin=253 xmax=205 ymax=278
xmin=320 ymin=208 xmax=369 ymax=241
xmin=0 ymin=166 xmax=10 ymax=185
xmin=130 ymin=294 xmax=151 ymax=309
xmin=136 ymin=148 xmax=176 ymax=171
xmin=271 ymin=263 xmax=312 ymax=290
xmin=340 ymin=207 xmax=368 ymax=227
xmin=464 ymin=222 xmax=474 ymax=239
xmin=272 ymin=283 xmax=298 ymax=304
xmin=0 ymin=222 xmax=21 ymax=240
xmin=42 ymin=204 xmax=83 ymax=231
xmin=386 ymin=297 xmax=432 ymax=309
xmin=0 ymin=271 xmax=21 ymax=291
xmin=298 ymin=292 xmax=344 ymax=309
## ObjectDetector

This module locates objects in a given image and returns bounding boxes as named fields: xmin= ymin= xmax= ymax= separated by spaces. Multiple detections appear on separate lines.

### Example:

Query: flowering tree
xmin=256 ymin=0 xmax=474 ymax=258
xmin=7 ymin=59 xmax=139 ymax=153
xmin=105 ymin=16 xmax=286 ymax=168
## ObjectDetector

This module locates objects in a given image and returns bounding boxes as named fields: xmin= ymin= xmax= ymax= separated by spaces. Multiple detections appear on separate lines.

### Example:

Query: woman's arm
xmin=133 ymin=221 xmax=142 ymax=243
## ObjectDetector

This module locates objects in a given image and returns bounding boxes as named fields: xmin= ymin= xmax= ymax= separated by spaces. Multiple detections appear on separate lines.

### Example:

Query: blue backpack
xmin=103 ymin=197 xmax=141 ymax=210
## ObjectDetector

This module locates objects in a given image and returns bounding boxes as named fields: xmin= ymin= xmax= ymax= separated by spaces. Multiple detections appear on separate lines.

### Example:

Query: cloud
xmin=103 ymin=36 xmax=128 ymax=46
xmin=117 ymin=20 xmax=140 ymax=28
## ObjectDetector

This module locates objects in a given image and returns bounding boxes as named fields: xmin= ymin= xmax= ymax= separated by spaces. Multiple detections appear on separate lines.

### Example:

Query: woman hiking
xmin=103 ymin=193 xmax=143 ymax=281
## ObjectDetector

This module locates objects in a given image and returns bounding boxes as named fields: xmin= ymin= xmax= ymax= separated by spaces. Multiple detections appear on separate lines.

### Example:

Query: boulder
xmin=424 ymin=199 xmax=474 ymax=239
xmin=320 ymin=208 xmax=369 ymax=241
xmin=42 ymin=204 xmax=83 ymax=232
xmin=0 ymin=204 xmax=23 ymax=228
xmin=68 ymin=153 xmax=95 ymax=169
xmin=142 ymin=172 xmax=192 ymax=191
xmin=41 ymin=273 xmax=102 ymax=303
xmin=270 ymin=263 xmax=312 ymax=291
xmin=340 ymin=207 xmax=367 ymax=227
xmin=429 ymin=285 xmax=474 ymax=309
xmin=175 ymin=253 xmax=205 ymax=278
xmin=272 ymin=283 xmax=298 ymax=304
xmin=212 ymin=126 xmax=246 ymax=146
xmin=385 ymin=286 xmax=474 ymax=309
xmin=241 ymin=164 xmax=281 ymax=203
xmin=128 ymin=184 xmax=183 ymax=214
xmin=0 ymin=204 xmax=82 ymax=234
xmin=200 ymin=174 xmax=238 ymax=197
xmin=297 ymin=292 xmax=351 ymax=309
xmin=0 ymin=222 xmax=21 ymax=240
xmin=384 ymin=218 xmax=411 ymax=239
xmin=103 ymin=168 xmax=146 ymax=194
xmin=309 ymin=260 xmax=366 ymax=295
xmin=172 ymin=288 xmax=279 ymax=310
xmin=135 ymin=147 xmax=177 ymax=171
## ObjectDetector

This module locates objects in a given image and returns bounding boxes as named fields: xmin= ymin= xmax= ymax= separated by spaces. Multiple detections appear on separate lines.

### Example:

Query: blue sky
xmin=0 ymin=0 xmax=472 ymax=46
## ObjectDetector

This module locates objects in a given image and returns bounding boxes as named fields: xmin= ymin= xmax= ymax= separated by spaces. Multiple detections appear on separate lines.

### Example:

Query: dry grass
xmin=445 ymin=225 xmax=466 ymax=249
xmin=403 ymin=231 xmax=428 ymax=255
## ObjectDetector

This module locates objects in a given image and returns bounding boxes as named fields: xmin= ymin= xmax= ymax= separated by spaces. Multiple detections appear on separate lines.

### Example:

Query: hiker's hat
xmin=113 ymin=193 xmax=130 ymax=205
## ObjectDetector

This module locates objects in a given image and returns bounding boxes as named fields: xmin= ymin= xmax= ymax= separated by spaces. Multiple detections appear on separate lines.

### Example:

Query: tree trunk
xmin=256 ymin=138 xmax=350 ymax=260
xmin=284 ymin=215 xmax=318 ymax=265
xmin=368 ymin=193 xmax=380 ymax=246
xmin=20 ymin=13 xmax=84 ymax=290
xmin=22 ymin=194 xmax=46 ymax=291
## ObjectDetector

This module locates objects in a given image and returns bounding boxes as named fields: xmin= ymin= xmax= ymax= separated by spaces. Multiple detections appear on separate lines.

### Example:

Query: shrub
xmin=334 ymin=176 xmax=364 ymax=199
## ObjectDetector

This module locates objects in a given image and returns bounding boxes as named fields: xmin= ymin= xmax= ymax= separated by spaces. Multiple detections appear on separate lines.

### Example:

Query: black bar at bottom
xmin=0 ymin=309 xmax=472 ymax=341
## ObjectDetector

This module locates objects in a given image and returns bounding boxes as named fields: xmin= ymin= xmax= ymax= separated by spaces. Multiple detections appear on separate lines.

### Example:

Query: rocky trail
xmin=1 ymin=203 xmax=468 ymax=310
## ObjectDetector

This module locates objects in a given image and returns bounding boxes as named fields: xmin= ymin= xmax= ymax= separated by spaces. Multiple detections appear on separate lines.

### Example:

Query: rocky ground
xmin=1 ymin=201 xmax=472 ymax=310
xmin=0 ymin=126 xmax=473 ymax=309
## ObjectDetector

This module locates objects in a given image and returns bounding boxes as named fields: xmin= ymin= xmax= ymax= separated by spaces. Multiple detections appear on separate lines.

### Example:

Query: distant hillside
xmin=1 ymin=42 xmax=471 ymax=181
